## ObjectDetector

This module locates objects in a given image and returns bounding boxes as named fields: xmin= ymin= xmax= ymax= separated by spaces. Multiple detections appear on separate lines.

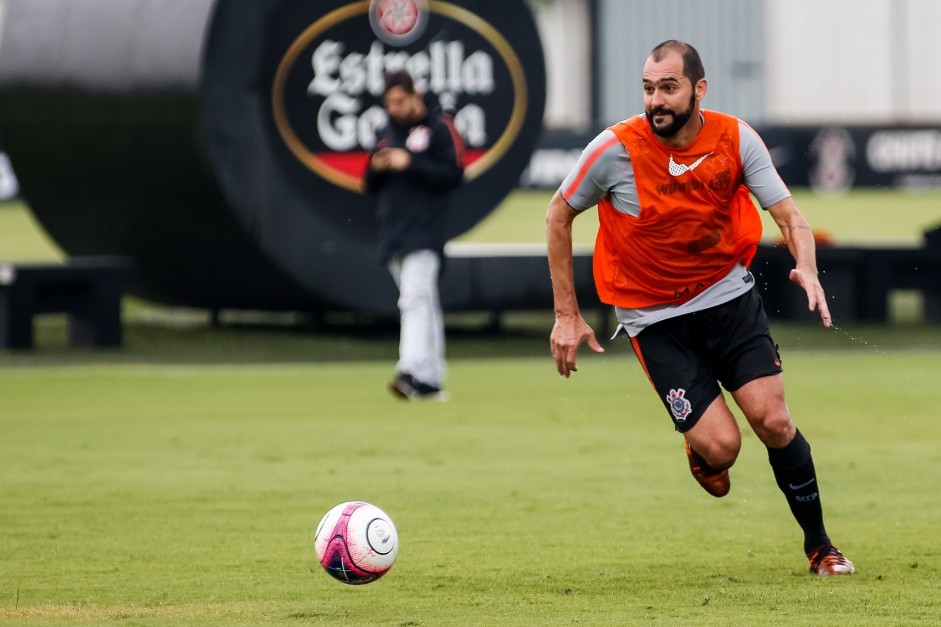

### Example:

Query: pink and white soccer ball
xmin=313 ymin=501 xmax=398 ymax=585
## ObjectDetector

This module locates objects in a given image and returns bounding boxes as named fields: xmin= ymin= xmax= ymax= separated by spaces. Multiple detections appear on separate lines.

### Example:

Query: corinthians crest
xmin=666 ymin=388 xmax=692 ymax=422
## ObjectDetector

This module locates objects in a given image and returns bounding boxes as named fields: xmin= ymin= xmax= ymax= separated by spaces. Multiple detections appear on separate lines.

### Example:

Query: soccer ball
xmin=313 ymin=501 xmax=398 ymax=585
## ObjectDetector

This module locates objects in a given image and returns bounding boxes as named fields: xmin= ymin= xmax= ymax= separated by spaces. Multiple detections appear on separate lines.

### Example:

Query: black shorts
xmin=629 ymin=288 xmax=783 ymax=432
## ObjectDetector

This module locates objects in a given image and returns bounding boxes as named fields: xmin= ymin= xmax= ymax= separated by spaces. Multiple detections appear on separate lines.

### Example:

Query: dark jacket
xmin=364 ymin=108 xmax=464 ymax=263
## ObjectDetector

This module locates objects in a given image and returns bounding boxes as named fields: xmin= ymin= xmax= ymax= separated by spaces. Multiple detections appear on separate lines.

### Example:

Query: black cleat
xmin=389 ymin=374 xmax=448 ymax=401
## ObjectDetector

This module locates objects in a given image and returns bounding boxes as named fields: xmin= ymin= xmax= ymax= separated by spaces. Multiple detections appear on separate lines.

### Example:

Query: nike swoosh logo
xmin=668 ymin=153 xmax=712 ymax=177
xmin=788 ymin=477 xmax=816 ymax=490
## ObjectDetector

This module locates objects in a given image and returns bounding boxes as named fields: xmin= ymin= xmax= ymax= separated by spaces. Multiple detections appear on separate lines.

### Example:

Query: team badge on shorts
xmin=666 ymin=388 xmax=692 ymax=422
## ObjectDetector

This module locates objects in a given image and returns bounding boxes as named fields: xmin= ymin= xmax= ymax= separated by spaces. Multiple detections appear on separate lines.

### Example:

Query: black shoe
xmin=389 ymin=373 xmax=447 ymax=401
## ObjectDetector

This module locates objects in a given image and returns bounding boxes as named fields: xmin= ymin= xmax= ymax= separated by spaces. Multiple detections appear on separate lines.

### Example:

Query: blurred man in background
xmin=365 ymin=69 xmax=464 ymax=401
xmin=546 ymin=40 xmax=854 ymax=576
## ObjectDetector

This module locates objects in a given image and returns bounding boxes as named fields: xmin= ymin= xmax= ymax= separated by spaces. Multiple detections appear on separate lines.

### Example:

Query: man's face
xmin=642 ymin=51 xmax=700 ymax=138
xmin=383 ymin=86 xmax=424 ymax=126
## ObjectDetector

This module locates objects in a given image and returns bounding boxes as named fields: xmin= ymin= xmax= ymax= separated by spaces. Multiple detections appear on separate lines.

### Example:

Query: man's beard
xmin=646 ymin=93 xmax=696 ymax=138
xmin=390 ymin=111 xmax=419 ymax=126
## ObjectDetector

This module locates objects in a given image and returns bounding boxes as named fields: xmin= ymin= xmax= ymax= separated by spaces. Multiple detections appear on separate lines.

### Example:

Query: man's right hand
xmin=550 ymin=314 xmax=604 ymax=378
xmin=367 ymin=151 xmax=387 ymax=171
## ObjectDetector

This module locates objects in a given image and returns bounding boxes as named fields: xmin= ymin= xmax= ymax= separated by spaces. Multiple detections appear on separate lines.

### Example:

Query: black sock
xmin=767 ymin=429 xmax=830 ymax=554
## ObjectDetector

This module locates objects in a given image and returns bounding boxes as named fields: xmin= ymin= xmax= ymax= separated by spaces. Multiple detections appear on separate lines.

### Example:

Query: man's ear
xmin=695 ymin=78 xmax=708 ymax=103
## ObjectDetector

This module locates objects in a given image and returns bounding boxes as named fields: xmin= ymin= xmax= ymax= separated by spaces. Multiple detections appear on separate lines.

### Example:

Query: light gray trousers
xmin=387 ymin=250 xmax=445 ymax=387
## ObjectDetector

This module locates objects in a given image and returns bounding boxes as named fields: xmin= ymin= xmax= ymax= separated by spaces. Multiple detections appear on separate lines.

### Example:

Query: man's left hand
xmin=789 ymin=268 xmax=832 ymax=327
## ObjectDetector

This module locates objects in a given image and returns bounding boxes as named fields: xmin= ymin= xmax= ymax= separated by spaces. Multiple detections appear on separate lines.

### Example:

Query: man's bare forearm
xmin=546 ymin=192 xmax=581 ymax=317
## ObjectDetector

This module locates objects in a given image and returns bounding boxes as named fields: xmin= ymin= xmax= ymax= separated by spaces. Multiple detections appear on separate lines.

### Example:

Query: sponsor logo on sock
xmin=788 ymin=477 xmax=817 ymax=490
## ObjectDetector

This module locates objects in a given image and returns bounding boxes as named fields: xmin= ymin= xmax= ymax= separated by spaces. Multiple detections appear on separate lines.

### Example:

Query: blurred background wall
xmin=532 ymin=0 xmax=941 ymax=130
xmin=3 ymin=0 xmax=941 ymax=178
xmin=0 ymin=0 xmax=939 ymax=322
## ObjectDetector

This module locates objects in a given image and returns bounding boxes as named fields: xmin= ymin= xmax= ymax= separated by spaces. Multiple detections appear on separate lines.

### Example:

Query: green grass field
xmin=2 ymin=354 xmax=940 ymax=625
xmin=2 ymin=193 xmax=941 ymax=625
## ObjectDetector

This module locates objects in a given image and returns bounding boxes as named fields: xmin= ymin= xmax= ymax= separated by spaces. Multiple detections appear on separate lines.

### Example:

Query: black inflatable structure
xmin=0 ymin=0 xmax=560 ymax=316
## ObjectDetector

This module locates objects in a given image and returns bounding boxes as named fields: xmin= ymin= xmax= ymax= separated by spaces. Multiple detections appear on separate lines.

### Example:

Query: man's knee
xmin=733 ymin=376 xmax=795 ymax=446
xmin=751 ymin=406 xmax=795 ymax=447
xmin=692 ymin=430 xmax=741 ymax=470
xmin=687 ymin=401 xmax=742 ymax=470
xmin=398 ymin=286 xmax=437 ymax=311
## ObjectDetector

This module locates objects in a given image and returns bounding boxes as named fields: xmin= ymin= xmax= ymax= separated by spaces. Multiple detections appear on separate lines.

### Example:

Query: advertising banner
xmin=522 ymin=125 xmax=941 ymax=193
